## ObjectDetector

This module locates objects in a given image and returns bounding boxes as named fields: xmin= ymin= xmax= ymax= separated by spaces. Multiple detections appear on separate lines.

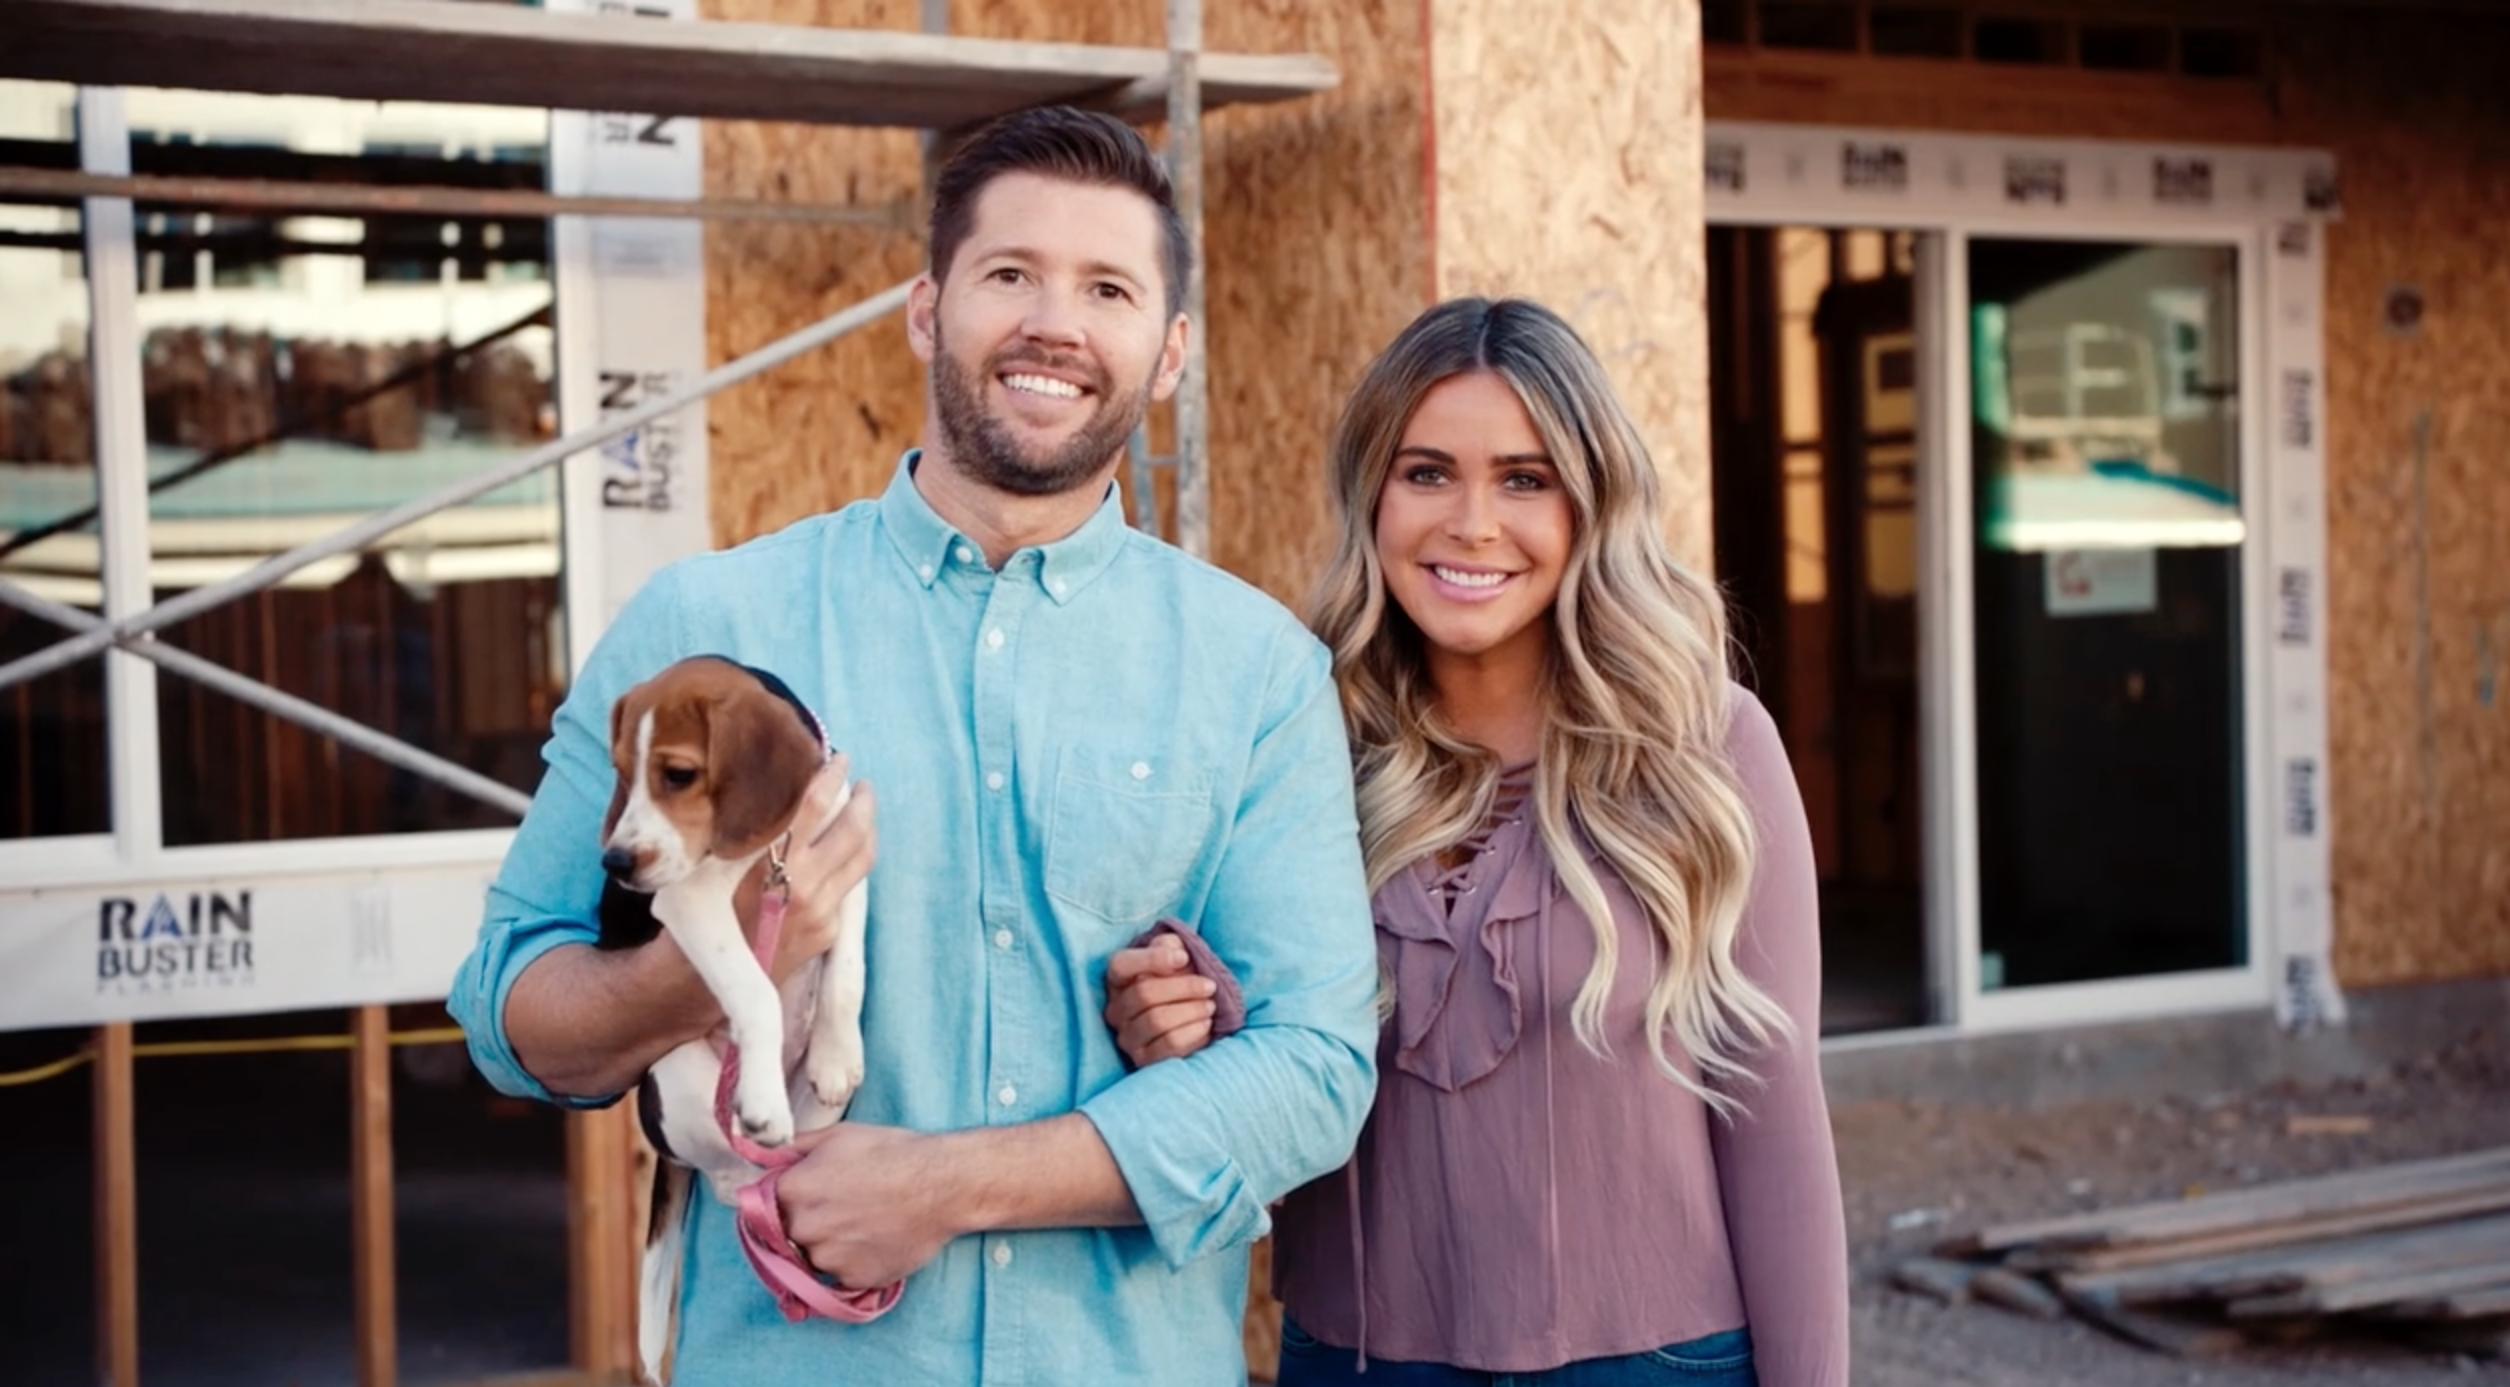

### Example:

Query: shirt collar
xmin=877 ymin=450 xmax=1133 ymax=606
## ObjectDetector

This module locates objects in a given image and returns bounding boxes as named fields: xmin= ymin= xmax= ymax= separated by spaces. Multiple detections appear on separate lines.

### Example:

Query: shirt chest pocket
xmin=1044 ymin=751 xmax=1214 ymax=927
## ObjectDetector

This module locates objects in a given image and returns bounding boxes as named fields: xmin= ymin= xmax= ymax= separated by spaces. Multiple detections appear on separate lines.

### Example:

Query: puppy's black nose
xmin=601 ymin=846 xmax=637 ymax=881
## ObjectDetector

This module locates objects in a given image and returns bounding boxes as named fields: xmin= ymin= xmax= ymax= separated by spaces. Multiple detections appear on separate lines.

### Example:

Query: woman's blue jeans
xmin=1273 ymin=1318 xmax=1758 ymax=1387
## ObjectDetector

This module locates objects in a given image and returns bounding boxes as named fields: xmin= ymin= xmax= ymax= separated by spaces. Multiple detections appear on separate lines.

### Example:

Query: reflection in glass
xmin=0 ymin=81 xmax=109 ymax=840
xmin=109 ymin=89 xmax=566 ymax=845
xmin=1969 ymin=239 xmax=2246 ymax=989
xmin=1707 ymin=224 xmax=1928 ymax=1035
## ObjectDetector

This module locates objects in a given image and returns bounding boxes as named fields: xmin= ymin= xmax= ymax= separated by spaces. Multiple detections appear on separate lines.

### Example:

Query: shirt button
xmin=991 ymin=1242 xmax=1013 ymax=1268
xmin=955 ymin=544 xmax=975 ymax=564
xmin=1130 ymin=761 xmax=1151 ymax=780
xmin=993 ymin=929 xmax=1013 ymax=950
xmin=1049 ymin=577 xmax=1068 ymax=597
xmin=984 ymin=627 xmax=1005 ymax=650
xmin=917 ymin=563 xmax=934 ymax=582
xmin=985 ymin=771 xmax=1005 ymax=792
xmin=996 ymin=1084 xmax=1017 ymax=1107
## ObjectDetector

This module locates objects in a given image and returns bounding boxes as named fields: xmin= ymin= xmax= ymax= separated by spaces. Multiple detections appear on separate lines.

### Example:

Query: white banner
xmin=1703 ymin=121 xmax=2338 ymax=232
xmin=552 ymin=0 xmax=711 ymax=643
xmin=2265 ymin=215 xmax=2343 ymax=1029
xmin=0 ymin=868 xmax=494 ymax=1030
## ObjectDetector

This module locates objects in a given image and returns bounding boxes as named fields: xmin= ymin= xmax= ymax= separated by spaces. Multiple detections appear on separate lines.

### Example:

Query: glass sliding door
xmin=1965 ymin=237 xmax=2248 ymax=992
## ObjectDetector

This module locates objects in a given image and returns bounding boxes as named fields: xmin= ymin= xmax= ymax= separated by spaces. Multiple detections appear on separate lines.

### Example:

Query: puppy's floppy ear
xmin=601 ymin=685 xmax=636 ymax=842
xmin=706 ymin=684 xmax=821 ymax=857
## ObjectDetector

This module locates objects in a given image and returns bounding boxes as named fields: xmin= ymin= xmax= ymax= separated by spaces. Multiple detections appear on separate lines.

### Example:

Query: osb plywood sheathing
xmin=701 ymin=0 xmax=928 ymax=549
xmin=1429 ymin=0 xmax=1712 ymax=567
xmin=1202 ymin=0 xmax=1432 ymax=608
xmin=2292 ymin=14 xmax=2510 ymax=989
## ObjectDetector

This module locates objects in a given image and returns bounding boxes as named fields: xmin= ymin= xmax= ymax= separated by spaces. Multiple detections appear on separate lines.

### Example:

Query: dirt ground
xmin=1837 ymin=1022 xmax=2510 ymax=1385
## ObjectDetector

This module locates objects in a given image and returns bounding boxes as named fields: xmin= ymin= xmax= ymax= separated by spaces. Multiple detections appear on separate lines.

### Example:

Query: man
xmin=449 ymin=106 xmax=1379 ymax=1385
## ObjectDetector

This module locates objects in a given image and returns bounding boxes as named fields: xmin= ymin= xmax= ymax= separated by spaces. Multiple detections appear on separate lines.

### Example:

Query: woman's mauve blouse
xmin=1269 ymin=690 xmax=1850 ymax=1385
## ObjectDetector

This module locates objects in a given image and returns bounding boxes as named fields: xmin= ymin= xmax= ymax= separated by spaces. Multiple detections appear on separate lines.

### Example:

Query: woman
xmin=1107 ymin=297 xmax=1848 ymax=1387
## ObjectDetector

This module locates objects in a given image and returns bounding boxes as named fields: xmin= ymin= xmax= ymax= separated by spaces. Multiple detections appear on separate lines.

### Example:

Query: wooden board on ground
xmin=2231 ymin=1259 xmax=2510 ymax=1319
xmin=2059 ymin=1283 xmax=2252 ymax=1357
xmin=1938 ymin=1147 xmax=2510 ymax=1258
xmin=2008 ymin=1182 xmax=2510 ymax=1274
xmin=2386 ymin=1282 xmax=2510 ymax=1322
xmin=2057 ymin=1211 xmax=2510 ymax=1304
xmin=1916 ymin=1146 xmax=2510 ymax=1362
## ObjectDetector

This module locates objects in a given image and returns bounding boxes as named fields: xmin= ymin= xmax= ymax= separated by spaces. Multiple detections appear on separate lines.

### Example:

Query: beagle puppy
xmin=598 ymin=656 xmax=873 ymax=1379
xmin=597 ymin=654 xmax=870 ymax=1183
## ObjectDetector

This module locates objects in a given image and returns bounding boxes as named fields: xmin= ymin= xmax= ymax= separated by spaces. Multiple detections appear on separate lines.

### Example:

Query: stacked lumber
xmin=0 ymin=349 xmax=94 ymax=465
xmin=1898 ymin=1146 xmax=2510 ymax=1360
xmin=109 ymin=328 xmax=553 ymax=459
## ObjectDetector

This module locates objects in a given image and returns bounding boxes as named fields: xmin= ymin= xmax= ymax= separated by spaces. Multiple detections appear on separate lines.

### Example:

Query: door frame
xmin=1703 ymin=120 xmax=2340 ymax=1035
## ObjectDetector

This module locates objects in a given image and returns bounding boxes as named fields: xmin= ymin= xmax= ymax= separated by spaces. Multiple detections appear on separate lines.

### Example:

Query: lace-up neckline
xmin=1428 ymin=763 xmax=1535 ymax=904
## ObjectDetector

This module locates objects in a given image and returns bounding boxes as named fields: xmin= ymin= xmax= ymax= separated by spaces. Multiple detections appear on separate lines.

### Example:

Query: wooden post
xmin=93 ymin=1022 xmax=139 ymax=1387
xmin=567 ymin=1105 xmax=638 ymax=1380
xmin=350 ymin=1005 xmax=398 ymax=1387
xmin=625 ymin=1115 xmax=660 ymax=1379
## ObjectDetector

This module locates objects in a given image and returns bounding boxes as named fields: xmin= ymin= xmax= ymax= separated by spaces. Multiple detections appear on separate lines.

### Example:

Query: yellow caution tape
xmin=0 ymin=1025 xmax=468 ymax=1087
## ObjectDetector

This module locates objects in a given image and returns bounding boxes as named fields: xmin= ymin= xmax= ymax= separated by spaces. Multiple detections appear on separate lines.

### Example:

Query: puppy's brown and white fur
xmin=603 ymin=655 xmax=869 ymax=1163
xmin=599 ymin=656 xmax=867 ymax=1379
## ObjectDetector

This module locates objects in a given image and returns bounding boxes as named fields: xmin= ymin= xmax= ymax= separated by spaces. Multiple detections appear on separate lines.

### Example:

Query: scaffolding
xmin=0 ymin=3 xmax=1337 ymax=1383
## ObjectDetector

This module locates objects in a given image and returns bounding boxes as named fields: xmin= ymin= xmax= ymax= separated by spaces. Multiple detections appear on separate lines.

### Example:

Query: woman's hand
xmin=1103 ymin=933 xmax=1221 ymax=1067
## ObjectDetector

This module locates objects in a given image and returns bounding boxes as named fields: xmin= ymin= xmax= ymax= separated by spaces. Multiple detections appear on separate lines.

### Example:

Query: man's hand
xmin=1103 ymin=934 xmax=1219 ymax=1067
xmin=776 ymin=1122 xmax=964 ymax=1290
xmin=733 ymin=756 xmax=877 ymax=987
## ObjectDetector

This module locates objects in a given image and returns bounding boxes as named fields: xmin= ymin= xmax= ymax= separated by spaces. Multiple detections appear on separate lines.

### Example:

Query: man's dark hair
xmin=927 ymin=106 xmax=1191 ymax=318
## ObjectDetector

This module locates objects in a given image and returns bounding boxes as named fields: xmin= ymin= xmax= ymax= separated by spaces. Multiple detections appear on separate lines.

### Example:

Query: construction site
xmin=1 ymin=0 xmax=2507 ymax=1384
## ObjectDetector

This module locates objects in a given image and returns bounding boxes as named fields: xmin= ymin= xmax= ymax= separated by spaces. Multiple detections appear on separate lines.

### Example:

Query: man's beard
xmin=930 ymin=325 xmax=1158 ymax=498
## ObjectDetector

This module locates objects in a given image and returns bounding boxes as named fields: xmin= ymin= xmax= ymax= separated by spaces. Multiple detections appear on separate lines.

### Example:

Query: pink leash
xmin=716 ymin=848 xmax=903 ymax=1323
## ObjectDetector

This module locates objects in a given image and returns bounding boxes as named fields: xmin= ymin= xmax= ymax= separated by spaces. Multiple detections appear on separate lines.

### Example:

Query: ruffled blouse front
xmin=1377 ymin=770 xmax=1550 ymax=1093
xmin=1271 ymin=698 xmax=1852 ymax=1385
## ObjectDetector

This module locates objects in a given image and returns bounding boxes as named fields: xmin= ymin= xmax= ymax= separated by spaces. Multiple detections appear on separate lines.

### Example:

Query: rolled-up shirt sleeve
xmin=447 ymin=570 xmax=689 ymax=1106
xmin=1080 ymin=630 xmax=1380 ymax=1269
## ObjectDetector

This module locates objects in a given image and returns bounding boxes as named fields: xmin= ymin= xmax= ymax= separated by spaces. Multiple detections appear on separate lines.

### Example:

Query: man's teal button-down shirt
xmin=449 ymin=457 xmax=1379 ymax=1386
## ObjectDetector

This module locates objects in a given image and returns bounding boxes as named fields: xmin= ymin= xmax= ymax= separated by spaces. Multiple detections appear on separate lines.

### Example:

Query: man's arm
xmin=769 ymin=622 xmax=1377 ymax=1282
xmin=778 ymin=624 xmax=1385 ymax=1274
xmin=503 ymin=937 xmax=722 ymax=1100
xmin=449 ymin=570 xmax=691 ymax=1106
xmin=501 ymin=770 xmax=878 ymax=1100
xmin=778 ymin=1112 xmax=1135 ymax=1289
xmin=1074 ymin=627 xmax=1380 ymax=1267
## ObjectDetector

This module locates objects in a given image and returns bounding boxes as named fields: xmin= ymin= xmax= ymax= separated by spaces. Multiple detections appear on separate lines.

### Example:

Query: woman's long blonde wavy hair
xmin=1308 ymin=297 xmax=1791 ymax=1111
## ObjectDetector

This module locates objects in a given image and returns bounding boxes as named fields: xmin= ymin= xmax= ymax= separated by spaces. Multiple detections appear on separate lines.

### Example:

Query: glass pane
xmin=1968 ymin=238 xmax=2245 ymax=989
xmin=0 ymin=80 xmax=109 ymax=840
xmin=1707 ymin=224 xmax=1931 ymax=1036
xmin=116 ymin=89 xmax=563 ymax=845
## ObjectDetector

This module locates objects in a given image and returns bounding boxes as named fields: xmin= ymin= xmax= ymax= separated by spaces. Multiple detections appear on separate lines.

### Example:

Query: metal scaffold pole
xmin=0 ymin=281 xmax=915 ymax=696
xmin=1167 ymin=0 xmax=1209 ymax=561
